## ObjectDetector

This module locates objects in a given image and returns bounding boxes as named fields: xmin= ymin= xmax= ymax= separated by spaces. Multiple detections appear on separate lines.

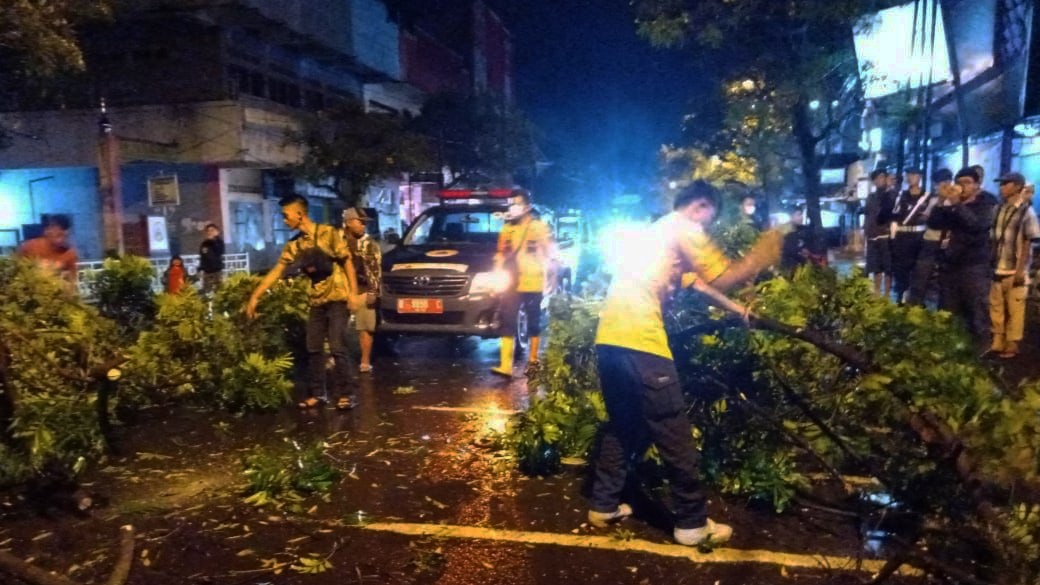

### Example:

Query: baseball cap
xmin=932 ymin=168 xmax=953 ymax=183
xmin=343 ymin=208 xmax=372 ymax=222
xmin=995 ymin=171 xmax=1026 ymax=186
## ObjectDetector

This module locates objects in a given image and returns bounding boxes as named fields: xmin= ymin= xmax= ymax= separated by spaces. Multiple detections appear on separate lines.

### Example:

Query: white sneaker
xmin=587 ymin=503 xmax=633 ymax=528
xmin=674 ymin=519 xmax=733 ymax=546
xmin=359 ymin=364 xmax=373 ymax=373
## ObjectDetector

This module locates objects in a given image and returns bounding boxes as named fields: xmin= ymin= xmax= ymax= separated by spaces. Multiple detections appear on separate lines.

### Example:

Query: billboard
xmin=854 ymin=0 xmax=952 ymax=100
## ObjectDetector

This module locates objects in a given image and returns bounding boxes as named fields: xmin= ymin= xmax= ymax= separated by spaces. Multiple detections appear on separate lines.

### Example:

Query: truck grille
xmin=383 ymin=274 xmax=470 ymax=297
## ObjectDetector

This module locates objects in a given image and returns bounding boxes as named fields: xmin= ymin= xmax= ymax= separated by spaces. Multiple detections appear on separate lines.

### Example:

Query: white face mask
xmin=743 ymin=205 xmax=756 ymax=216
xmin=508 ymin=204 xmax=526 ymax=219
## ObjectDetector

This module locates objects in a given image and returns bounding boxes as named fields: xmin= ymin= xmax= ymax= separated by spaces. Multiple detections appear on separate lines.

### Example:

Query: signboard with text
xmin=148 ymin=175 xmax=181 ymax=207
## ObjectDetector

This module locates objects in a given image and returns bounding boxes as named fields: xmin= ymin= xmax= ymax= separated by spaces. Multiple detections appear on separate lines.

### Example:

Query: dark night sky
xmin=508 ymin=0 xmax=707 ymax=194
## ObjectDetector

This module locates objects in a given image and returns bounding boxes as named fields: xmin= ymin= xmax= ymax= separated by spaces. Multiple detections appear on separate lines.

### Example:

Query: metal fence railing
xmin=76 ymin=253 xmax=251 ymax=299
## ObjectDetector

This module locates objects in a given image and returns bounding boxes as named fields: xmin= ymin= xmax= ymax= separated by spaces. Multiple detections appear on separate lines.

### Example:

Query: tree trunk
xmin=792 ymin=100 xmax=825 ymax=252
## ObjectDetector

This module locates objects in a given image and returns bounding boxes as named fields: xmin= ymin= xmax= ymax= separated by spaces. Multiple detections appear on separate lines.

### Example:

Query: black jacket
xmin=926 ymin=195 xmax=997 ymax=269
xmin=199 ymin=237 xmax=225 ymax=273
xmin=864 ymin=188 xmax=896 ymax=238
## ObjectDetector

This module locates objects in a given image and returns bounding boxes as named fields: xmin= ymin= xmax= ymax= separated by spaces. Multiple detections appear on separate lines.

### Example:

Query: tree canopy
xmin=288 ymin=103 xmax=433 ymax=206
xmin=635 ymin=0 xmax=878 ymax=228
xmin=411 ymin=92 xmax=540 ymax=182
xmin=0 ymin=0 xmax=116 ymax=78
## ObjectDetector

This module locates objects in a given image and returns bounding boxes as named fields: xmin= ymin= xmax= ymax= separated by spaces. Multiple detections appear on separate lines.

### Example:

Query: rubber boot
xmin=491 ymin=337 xmax=515 ymax=376
xmin=528 ymin=336 xmax=541 ymax=364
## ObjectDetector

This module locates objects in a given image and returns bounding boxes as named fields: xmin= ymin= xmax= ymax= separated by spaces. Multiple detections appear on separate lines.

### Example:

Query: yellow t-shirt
xmin=498 ymin=218 xmax=552 ymax=293
xmin=278 ymin=224 xmax=354 ymax=306
xmin=595 ymin=213 xmax=729 ymax=359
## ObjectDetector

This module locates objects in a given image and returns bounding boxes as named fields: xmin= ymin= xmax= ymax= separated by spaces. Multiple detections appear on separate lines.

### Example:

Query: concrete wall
xmin=120 ymin=163 xmax=222 ymax=257
xmin=240 ymin=0 xmax=353 ymax=57
xmin=84 ymin=18 xmax=226 ymax=107
xmin=350 ymin=0 xmax=401 ymax=79
xmin=0 ymin=167 xmax=103 ymax=259
xmin=0 ymin=100 xmax=304 ymax=170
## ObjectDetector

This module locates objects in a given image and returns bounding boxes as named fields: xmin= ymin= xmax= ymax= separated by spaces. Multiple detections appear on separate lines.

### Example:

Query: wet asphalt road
xmin=0 ymin=336 xmax=920 ymax=585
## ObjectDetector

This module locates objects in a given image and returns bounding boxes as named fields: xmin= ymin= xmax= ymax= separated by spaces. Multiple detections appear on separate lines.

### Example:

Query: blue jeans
xmin=588 ymin=345 xmax=707 ymax=529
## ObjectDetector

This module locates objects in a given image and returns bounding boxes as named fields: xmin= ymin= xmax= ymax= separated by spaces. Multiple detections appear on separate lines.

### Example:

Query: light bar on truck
xmin=438 ymin=188 xmax=516 ymax=199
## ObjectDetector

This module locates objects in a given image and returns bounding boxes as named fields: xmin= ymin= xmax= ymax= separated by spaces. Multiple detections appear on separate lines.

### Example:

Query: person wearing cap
xmin=988 ymin=172 xmax=1039 ymax=359
xmin=343 ymin=207 xmax=382 ymax=373
xmin=864 ymin=169 xmax=896 ymax=296
xmin=491 ymin=190 xmax=554 ymax=376
xmin=926 ymin=167 xmax=998 ymax=352
xmin=907 ymin=168 xmax=953 ymax=306
xmin=889 ymin=168 xmax=930 ymax=303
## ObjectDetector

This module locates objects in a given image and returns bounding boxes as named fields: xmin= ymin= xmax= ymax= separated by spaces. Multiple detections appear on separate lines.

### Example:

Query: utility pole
xmin=97 ymin=98 xmax=124 ymax=256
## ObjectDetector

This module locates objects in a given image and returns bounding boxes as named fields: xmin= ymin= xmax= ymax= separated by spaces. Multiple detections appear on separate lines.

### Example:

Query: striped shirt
xmin=991 ymin=200 xmax=1040 ymax=275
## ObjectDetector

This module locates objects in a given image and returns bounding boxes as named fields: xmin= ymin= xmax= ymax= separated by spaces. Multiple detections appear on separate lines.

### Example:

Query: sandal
xmin=298 ymin=397 xmax=325 ymax=410
xmin=335 ymin=396 xmax=356 ymax=411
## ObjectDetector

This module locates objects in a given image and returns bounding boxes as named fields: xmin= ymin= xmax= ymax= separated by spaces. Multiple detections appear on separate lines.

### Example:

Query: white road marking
xmin=410 ymin=406 xmax=521 ymax=415
xmin=362 ymin=522 xmax=920 ymax=576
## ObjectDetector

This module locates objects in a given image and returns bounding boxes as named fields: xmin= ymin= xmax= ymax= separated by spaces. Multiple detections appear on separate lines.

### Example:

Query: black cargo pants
xmin=588 ymin=344 xmax=707 ymax=529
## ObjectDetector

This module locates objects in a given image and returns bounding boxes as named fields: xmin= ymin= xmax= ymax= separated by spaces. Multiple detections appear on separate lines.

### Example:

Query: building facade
xmin=0 ymin=0 xmax=515 ymax=265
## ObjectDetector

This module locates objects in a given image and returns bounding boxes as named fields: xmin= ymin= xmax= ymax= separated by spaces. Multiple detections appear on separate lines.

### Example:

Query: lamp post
xmin=97 ymin=98 xmax=125 ymax=256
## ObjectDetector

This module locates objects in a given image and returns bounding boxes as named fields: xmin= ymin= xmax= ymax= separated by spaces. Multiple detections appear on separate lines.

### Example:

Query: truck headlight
xmin=470 ymin=270 xmax=511 ymax=294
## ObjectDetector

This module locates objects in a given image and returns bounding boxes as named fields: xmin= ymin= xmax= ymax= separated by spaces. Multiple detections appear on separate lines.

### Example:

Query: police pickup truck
xmin=377 ymin=189 xmax=521 ymax=339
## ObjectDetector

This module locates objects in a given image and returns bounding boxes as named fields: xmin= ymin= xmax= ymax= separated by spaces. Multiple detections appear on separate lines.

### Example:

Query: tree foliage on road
xmin=0 ymin=259 xmax=308 ymax=487
xmin=513 ymin=261 xmax=1040 ymax=583
xmin=634 ymin=0 xmax=871 ymax=230
xmin=288 ymin=103 xmax=434 ymax=207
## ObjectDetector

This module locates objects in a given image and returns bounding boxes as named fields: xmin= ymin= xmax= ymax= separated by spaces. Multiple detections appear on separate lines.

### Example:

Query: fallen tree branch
xmin=0 ymin=525 xmax=135 ymax=585
xmin=748 ymin=315 xmax=1040 ymax=511
xmin=105 ymin=525 xmax=135 ymax=585
xmin=0 ymin=550 xmax=80 ymax=585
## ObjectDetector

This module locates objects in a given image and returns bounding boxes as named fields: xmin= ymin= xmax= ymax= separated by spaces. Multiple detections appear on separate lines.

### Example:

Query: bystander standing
xmin=199 ymin=223 xmax=225 ymax=294
xmin=988 ymin=172 xmax=1039 ymax=359
xmin=927 ymin=167 xmax=997 ymax=352
xmin=163 ymin=256 xmax=187 ymax=295
xmin=343 ymin=208 xmax=381 ymax=373
xmin=864 ymin=169 xmax=896 ymax=297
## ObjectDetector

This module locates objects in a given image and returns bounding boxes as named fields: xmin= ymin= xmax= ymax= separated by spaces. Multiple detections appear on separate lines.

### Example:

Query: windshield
xmin=404 ymin=209 xmax=507 ymax=246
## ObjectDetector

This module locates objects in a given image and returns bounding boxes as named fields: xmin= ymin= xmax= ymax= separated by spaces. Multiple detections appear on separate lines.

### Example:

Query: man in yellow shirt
xmin=246 ymin=195 xmax=361 ymax=411
xmin=588 ymin=181 xmax=779 ymax=547
xmin=492 ymin=190 xmax=554 ymax=376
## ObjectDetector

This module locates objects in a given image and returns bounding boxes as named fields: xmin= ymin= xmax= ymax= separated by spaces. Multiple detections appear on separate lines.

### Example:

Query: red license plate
xmin=397 ymin=298 xmax=444 ymax=314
